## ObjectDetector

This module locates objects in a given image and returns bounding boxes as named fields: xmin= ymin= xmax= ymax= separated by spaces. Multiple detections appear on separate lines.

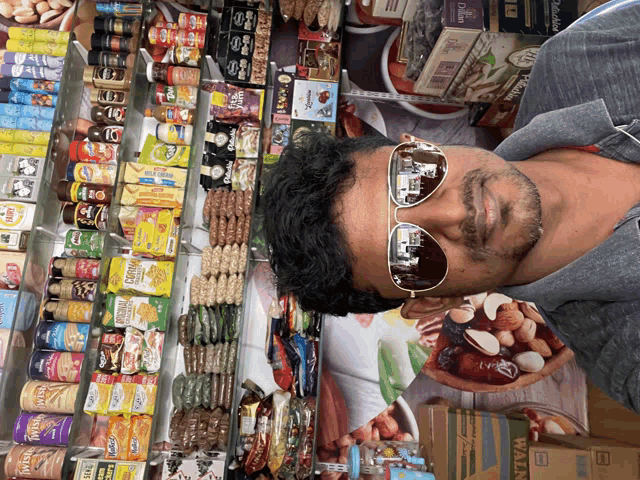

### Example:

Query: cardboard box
xmin=419 ymin=405 xmax=530 ymax=480
xmin=469 ymin=101 xmax=520 ymax=128
xmin=538 ymin=435 xmax=640 ymax=480
xmin=529 ymin=442 xmax=591 ymax=479
xmin=484 ymin=0 xmax=579 ymax=36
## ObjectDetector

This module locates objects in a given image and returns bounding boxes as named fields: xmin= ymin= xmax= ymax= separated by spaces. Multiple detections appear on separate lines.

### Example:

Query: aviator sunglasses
xmin=388 ymin=141 xmax=449 ymax=297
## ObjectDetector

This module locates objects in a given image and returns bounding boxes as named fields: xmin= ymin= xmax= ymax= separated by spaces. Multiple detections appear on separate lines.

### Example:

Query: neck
xmin=505 ymin=148 xmax=640 ymax=285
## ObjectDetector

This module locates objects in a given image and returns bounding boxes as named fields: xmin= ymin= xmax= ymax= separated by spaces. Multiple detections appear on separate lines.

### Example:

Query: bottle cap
xmin=83 ymin=66 xmax=95 ymax=85
xmin=93 ymin=17 xmax=107 ymax=33
xmin=87 ymin=126 xmax=102 ymax=143
xmin=89 ymin=89 xmax=100 ymax=104
xmin=0 ymin=91 xmax=10 ymax=103
xmin=87 ymin=50 xmax=101 ymax=66
xmin=66 ymin=163 xmax=78 ymax=181
xmin=0 ymin=77 xmax=12 ymax=90
xmin=62 ymin=204 xmax=77 ymax=226
xmin=90 ymin=106 xmax=102 ymax=123
xmin=90 ymin=33 xmax=104 ymax=51
xmin=56 ymin=181 xmax=70 ymax=201
xmin=69 ymin=141 xmax=80 ymax=161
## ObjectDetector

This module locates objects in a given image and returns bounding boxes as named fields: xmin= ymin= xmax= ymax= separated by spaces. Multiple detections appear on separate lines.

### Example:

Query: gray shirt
xmin=494 ymin=1 xmax=640 ymax=412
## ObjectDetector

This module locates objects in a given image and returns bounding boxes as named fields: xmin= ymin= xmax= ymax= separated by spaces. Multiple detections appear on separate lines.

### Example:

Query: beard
xmin=460 ymin=166 xmax=543 ymax=263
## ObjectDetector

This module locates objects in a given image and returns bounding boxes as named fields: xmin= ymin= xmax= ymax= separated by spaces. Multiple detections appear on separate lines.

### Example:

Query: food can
xmin=28 ymin=351 xmax=84 ymax=382
xmin=13 ymin=413 xmax=73 ymax=445
xmin=41 ymin=299 xmax=93 ymax=323
xmin=64 ymin=229 xmax=105 ymax=258
xmin=34 ymin=321 xmax=90 ymax=352
xmin=49 ymin=257 xmax=101 ymax=280
xmin=20 ymin=381 xmax=79 ymax=414
xmin=4 ymin=444 xmax=66 ymax=479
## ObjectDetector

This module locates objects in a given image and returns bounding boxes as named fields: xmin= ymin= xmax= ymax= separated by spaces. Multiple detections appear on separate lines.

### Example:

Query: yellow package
xmin=132 ymin=375 xmax=158 ymax=415
xmin=0 ymin=129 xmax=49 ymax=145
xmin=107 ymin=258 xmax=174 ymax=297
xmin=127 ymin=415 xmax=152 ymax=461
xmin=138 ymin=134 xmax=190 ymax=168
xmin=0 ymin=143 xmax=47 ymax=157
xmin=84 ymin=372 xmax=116 ymax=415
xmin=118 ymin=206 xmax=139 ymax=241
xmin=124 ymin=162 xmax=187 ymax=188
xmin=150 ymin=209 xmax=172 ymax=257
xmin=121 ymin=184 xmax=184 ymax=209
xmin=132 ymin=208 xmax=159 ymax=256
xmin=107 ymin=374 xmax=138 ymax=416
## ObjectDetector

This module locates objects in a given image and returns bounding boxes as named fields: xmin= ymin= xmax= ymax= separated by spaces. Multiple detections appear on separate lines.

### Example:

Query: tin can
xmin=4 ymin=444 xmax=65 ymax=479
xmin=64 ymin=230 xmax=105 ymax=258
xmin=41 ymin=299 xmax=93 ymax=323
xmin=13 ymin=413 xmax=73 ymax=445
xmin=34 ymin=321 xmax=89 ymax=352
xmin=20 ymin=381 xmax=79 ymax=414
xmin=28 ymin=351 xmax=84 ymax=382
xmin=49 ymin=257 xmax=100 ymax=280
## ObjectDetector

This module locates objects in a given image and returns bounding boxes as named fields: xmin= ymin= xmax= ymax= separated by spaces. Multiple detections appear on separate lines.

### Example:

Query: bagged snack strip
xmin=172 ymin=373 xmax=185 ymax=411
xmin=267 ymin=390 xmax=291 ymax=473
xmin=243 ymin=393 xmax=273 ymax=474
xmin=206 ymin=407 xmax=222 ymax=451
xmin=279 ymin=397 xmax=302 ymax=479
xmin=121 ymin=327 xmax=144 ymax=375
xmin=183 ymin=374 xmax=197 ymax=410
xmin=296 ymin=397 xmax=316 ymax=478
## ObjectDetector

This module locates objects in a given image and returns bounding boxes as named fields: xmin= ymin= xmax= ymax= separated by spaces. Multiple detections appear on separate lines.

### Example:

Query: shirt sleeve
xmin=515 ymin=1 xmax=640 ymax=130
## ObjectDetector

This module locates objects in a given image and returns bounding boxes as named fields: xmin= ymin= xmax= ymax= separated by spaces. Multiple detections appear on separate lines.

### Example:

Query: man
xmin=263 ymin=1 xmax=640 ymax=412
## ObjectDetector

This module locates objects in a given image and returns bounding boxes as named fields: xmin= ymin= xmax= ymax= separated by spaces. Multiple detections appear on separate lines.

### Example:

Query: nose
xmin=395 ymin=187 xmax=467 ymax=242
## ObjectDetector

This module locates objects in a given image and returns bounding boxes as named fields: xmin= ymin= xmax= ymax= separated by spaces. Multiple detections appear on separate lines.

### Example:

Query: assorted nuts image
xmin=428 ymin=292 xmax=566 ymax=386
xmin=0 ymin=0 xmax=72 ymax=25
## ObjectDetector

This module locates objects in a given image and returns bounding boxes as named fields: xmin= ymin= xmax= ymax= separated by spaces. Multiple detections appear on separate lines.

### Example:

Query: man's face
xmin=337 ymin=145 xmax=543 ymax=301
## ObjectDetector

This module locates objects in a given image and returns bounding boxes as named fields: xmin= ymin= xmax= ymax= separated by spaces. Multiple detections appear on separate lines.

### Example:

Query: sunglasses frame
xmin=387 ymin=141 xmax=450 ymax=297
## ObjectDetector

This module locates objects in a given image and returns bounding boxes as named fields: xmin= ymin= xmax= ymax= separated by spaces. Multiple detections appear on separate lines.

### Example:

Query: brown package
xmin=235 ymin=191 xmax=244 ymax=217
xmin=219 ymin=190 xmax=229 ymax=218
xmin=226 ymin=215 xmax=236 ymax=246
xmin=243 ymin=394 xmax=274 ymax=474
xmin=236 ymin=214 xmax=245 ymax=245
xmin=20 ymin=381 xmax=79 ymax=414
xmin=212 ymin=188 xmax=224 ymax=218
xmin=243 ymin=215 xmax=251 ymax=244
xmin=209 ymin=217 xmax=218 ymax=247
xmin=5 ymin=445 xmax=66 ymax=479
xmin=226 ymin=191 xmax=236 ymax=218
xmin=218 ymin=215 xmax=227 ymax=246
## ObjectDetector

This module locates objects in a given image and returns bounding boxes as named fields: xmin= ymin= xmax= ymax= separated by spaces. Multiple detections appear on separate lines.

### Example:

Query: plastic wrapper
xmin=235 ymin=214 xmax=245 ymax=245
xmin=207 ymin=82 xmax=264 ymax=125
xmin=202 ymin=246 xmax=213 ymax=277
xmin=235 ymin=381 xmax=265 ymax=465
xmin=207 ymin=277 xmax=217 ymax=307
xmin=280 ymin=397 xmax=302 ymax=478
xmin=205 ymin=343 xmax=215 ymax=373
xmin=211 ymin=373 xmax=220 ymax=410
xmin=293 ymin=0 xmax=306 ymax=20
xmin=218 ymin=215 xmax=227 ymax=247
xmin=223 ymin=372 xmax=234 ymax=410
xmin=196 ymin=344 xmax=206 ymax=375
xmin=296 ymin=397 xmax=316 ymax=477
xmin=84 ymin=372 xmax=116 ymax=416
xmin=183 ymin=374 xmax=197 ymax=410
xmin=243 ymin=215 xmax=251 ymax=244
xmin=200 ymin=306 xmax=212 ymax=343
xmin=226 ymin=274 xmax=237 ymax=305
xmin=212 ymin=342 xmax=223 ymax=374
xmin=207 ymin=407 xmax=222 ymax=450
xmin=235 ymin=191 xmax=244 ymax=217
xmin=226 ymin=191 xmax=237 ymax=218
xmin=107 ymin=374 xmax=137 ymax=416
xmin=212 ymin=188 xmax=224 ymax=218
xmin=208 ymin=305 xmax=218 ymax=343
xmin=294 ymin=334 xmax=307 ymax=397
xmin=202 ymin=373 xmax=212 ymax=409
xmin=231 ymin=304 xmax=242 ymax=340
xmin=404 ymin=0 xmax=444 ymax=82
xmin=98 ymin=332 xmax=124 ymax=373
xmin=142 ymin=331 xmax=164 ymax=373
xmin=194 ymin=373 xmax=205 ymax=406
xmin=218 ymin=371 xmax=228 ymax=408
xmin=244 ymin=189 xmax=253 ymax=216
xmin=228 ymin=243 xmax=240 ymax=275
xmin=317 ymin=0 xmax=330 ymax=27
xmin=305 ymin=338 xmax=318 ymax=397
xmin=105 ymin=416 xmax=131 ymax=460
xmin=183 ymin=345 xmax=193 ymax=375
xmin=219 ymin=190 xmax=229 ymax=218
xmin=187 ymin=307 xmax=196 ymax=344
xmin=243 ymin=394 xmax=273 ymax=474
xmin=203 ymin=189 xmax=213 ymax=225
xmin=218 ymin=411 xmax=231 ymax=451
xmin=211 ymin=245 xmax=222 ymax=276
xmin=178 ymin=314 xmax=188 ymax=346
xmin=172 ymin=373 xmax=185 ymax=411
xmin=216 ymin=274 xmax=228 ymax=305
xmin=127 ymin=415 xmax=152 ymax=461
xmin=227 ymin=340 xmax=238 ymax=374
xmin=272 ymin=334 xmax=293 ymax=391
xmin=193 ymin=306 xmax=203 ymax=345
xmin=122 ymin=327 xmax=144 ymax=375
xmin=236 ymin=274 xmax=245 ymax=303
xmin=190 ymin=276 xmax=200 ymax=305
xmin=132 ymin=375 xmax=157 ymax=415
xmin=209 ymin=215 xmax=218 ymax=247
xmin=226 ymin=215 xmax=237 ymax=246
xmin=219 ymin=342 xmax=230 ymax=375
xmin=268 ymin=390 xmax=291 ymax=473
xmin=170 ymin=410 xmax=185 ymax=450
xmin=220 ymin=244 xmax=231 ymax=275
xmin=182 ymin=408 xmax=199 ymax=455
xmin=283 ymin=338 xmax=301 ymax=397
xmin=197 ymin=408 xmax=212 ymax=452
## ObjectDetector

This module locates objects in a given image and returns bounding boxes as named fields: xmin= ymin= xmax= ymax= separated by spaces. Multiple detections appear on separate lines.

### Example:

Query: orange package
xmin=105 ymin=416 xmax=131 ymax=460
xmin=127 ymin=415 xmax=152 ymax=461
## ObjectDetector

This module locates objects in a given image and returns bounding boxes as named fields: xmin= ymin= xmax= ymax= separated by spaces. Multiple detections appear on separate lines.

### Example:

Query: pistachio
xmin=483 ymin=293 xmax=513 ymax=320
xmin=495 ymin=330 xmax=515 ymax=347
xmin=514 ymin=318 xmax=536 ymax=343
xmin=449 ymin=306 xmax=475 ymax=324
xmin=464 ymin=329 xmax=500 ymax=356
xmin=513 ymin=351 xmax=545 ymax=373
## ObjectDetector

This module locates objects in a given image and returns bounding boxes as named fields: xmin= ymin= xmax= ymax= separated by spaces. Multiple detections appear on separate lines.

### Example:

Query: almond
xmin=35 ymin=1 xmax=49 ymax=14
xmin=536 ymin=325 xmax=565 ymax=351
xmin=499 ymin=301 xmax=519 ymax=311
xmin=12 ymin=5 xmax=33 ymax=15
xmin=14 ymin=12 xmax=36 ymax=22
xmin=514 ymin=318 xmax=537 ymax=343
xmin=39 ymin=8 xmax=60 ymax=23
xmin=528 ymin=338 xmax=552 ymax=358
xmin=495 ymin=330 xmax=515 ymax=347
xmin=493 ymin=309 xmax=525 ymax=331
xmin=519 ymin=301 xmax=545 ymax=324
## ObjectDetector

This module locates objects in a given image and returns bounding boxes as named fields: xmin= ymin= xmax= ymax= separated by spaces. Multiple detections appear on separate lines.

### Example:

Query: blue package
xmin=0 ymin=104 xmax=55 ymax=120
xmin=34 ymin=322 xmax=89 ymax=352
xmin=294 ymin=333 xmax=306 ymax=397
xmin=0 ymin=290 xmax=36 ymax=331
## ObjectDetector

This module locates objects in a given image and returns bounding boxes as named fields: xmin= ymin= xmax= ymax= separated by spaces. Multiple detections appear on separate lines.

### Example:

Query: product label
xmin=0 ymin=203 xmax=28 ymax=229
xmin=64 ymin=230 xmax=105 ymax=258
xmin=35 ymin=322 xmax=90 ymax=352
xmin=105 ymin=106 xmax=126 ymax=123
xmin=28 ymin=351 xmax=84 ymax=383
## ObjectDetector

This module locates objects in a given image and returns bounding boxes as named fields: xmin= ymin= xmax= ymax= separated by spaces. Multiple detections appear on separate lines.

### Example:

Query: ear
xmin=400 ymin=296 xmax=465 ymax=319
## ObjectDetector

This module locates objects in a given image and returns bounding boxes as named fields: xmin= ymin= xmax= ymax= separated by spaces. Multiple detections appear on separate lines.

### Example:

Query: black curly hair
xmin=262 ymin=131 xmax=405 ymax=316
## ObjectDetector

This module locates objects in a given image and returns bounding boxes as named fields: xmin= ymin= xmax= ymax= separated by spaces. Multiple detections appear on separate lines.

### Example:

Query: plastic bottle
xmin=167 ymin=46 xmax=201 ymax=67
xmin=87 ymin=50 xmax=135 ymax=69
xmin=89 ymin=88 xmax=129 ymax=107
xmin=91 ymin=106 xmax=126 ymax=126
xmin=0 ymin=201 xmax=36 ymax=230
xmin=66 ymin=163 xmax=117 ymax=185
xmin=148 ymin=106 xmax=194 ymax=125
xmin=94 ymin=17 xmax=141 ymax=36
xmin=69 ymin=141 xmax=119 ymax=164
xmin=87 ymin=125 xmax=123 ymax=144
xmin=90 ymin=33 xmax=138 ymax=54
xmin=156 ymin=124 xmax=193 ymax=145
xmin=146 ymin=62 xmax=200 ymax=87
xmin=83 ymin=66 xmax=132 ymax=91
xmin=56 ymin=181 xmax=113 ymax=204
xmin=62 ymin=203 xmax=109 ymax=231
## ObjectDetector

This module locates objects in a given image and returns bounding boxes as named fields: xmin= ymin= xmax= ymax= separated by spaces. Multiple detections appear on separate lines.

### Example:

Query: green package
xmin=138 ymin=134 xmax=190 ymax=168
xmin=64 ymin=230 xmax=105 ymax=258
xmin=104 ymin=294 xmax=169 ymax=331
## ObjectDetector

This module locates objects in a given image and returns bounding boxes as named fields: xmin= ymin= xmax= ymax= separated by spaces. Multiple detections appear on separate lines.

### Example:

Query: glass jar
xmin=347 ymin=442 xmax=434 ymax=480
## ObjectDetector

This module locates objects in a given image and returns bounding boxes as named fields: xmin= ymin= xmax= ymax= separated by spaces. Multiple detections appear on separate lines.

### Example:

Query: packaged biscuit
xmin=132 ymin=208 xmax=178 ymax=259
xmin=121 ymin=327 xmax=143 ymax=375
xmin=73 ymin=458 xmax=146 ymax=480
xmin=84 ymin=372 xmax=117 ymax=415
xmin=121 ymin=184 xmax=185 ymax=209
xmin=127 ymin=415 xmax=152 ymax=461
xmin=142 ymin=330 xmax=164 ymax=373
xmin=108 ymin=374 xmax=138 ymax=416
xmin=105 ymin=416 xmax=131 ymax=460
xmin=20 ymin=381 xmax=79 ymax=414
xmin=138 ymin=134 xmax=190 ymax=168
xmin=118 ymin=206 xmax=139 ymax=241
xmin=98 ymin=332 xmax=124 ymax=373
xmin=104 ymin=294 xmax=169 ymax=331
xmin=132 ymin=207 xmax=160 ymax=256
xmin=5 ymin=444 xmax=65 ymax=480
xmin=132 ymin=374 xmax=158 ymax=415
xmin=107 ymin=258 xmax=174 ymax=297
xmin=42 ymin=299 xmax=93 ymax=323
xmin=124 ymin=162 xmax=187 ymax=188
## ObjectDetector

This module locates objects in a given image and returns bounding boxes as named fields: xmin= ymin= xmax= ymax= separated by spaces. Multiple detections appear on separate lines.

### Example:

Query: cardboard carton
xmin=538 ymin=435 xmax=640 ymax=480
xmin=529 ymin=442 xmax=591 ymax=479
xmin=418 ymin=405 xmax=529 ymax=480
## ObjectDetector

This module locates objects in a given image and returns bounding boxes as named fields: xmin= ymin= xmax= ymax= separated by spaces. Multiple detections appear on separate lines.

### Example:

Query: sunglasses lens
xmin=389 ymin=224 xmax=448 ymax=291
xmin=389 ymin=143 xmax=447 ymax=206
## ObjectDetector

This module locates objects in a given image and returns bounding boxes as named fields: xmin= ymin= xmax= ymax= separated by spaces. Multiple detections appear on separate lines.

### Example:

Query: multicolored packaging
xmin=104 ymin=294 xmax=169 ymax=331
xmin=84 ymin=372 xmax=117 ymax=416
xmin=28 ymin=351 xmax=84 ymax=383
xmin=13 ymin=413 xmax=73 ymax=446
xmin=34 ymin=321 xmax=90 ymax=352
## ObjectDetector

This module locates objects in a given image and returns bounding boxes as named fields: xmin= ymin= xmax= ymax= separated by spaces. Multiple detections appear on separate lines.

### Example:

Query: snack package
xmin=105 ymin=415 xmax=131 ymax=460
xmin=84 ymin=372 xmax=116 ymax=415
xmin=232 ymin=158 xmax=257 ymax=191
xmin=243 ymin=393 xmax=273 ymax=474
xmin=236 ymin=123 xmax=261 ymax=158
xmin=138 ymin=134 xmax=190 ymax=168
xmin=267 ymin=390 xmax=291 ymax=472
xmin=127 ymin=415 xmax=152 ymax=461
xmin=108 ymin=374 xmax=138 ymax=416
xmin=169 ymin=410 xmax=186 ymax=451
xmin=293 ymin=334 xmax=307 ymax=397
xmin=124 ymin=162 xmax=187 ymax=188
xmin=73 ymin=458 xmax=146 ymax=480
xmin=142 ymin=330 xmax=164 ymax=373
xmin=121 ymin=184 xmax=184 ymax=209
xmin=280 ymin=397 xmax=302 ymax=478
xmin=107 ymin=258 xmax=174 ymax=297
xmin=296 ymin=397 xmax=316 ymax=478
xmin=206 ymin=82 xmax=264 ymax=124
xmin=98 ymin=332 xmax=124 ymax=373
xmin=172 ymin=373 xmax=185 ymax=411
xmin=271 ymin=334 xmax=293 ymax=391
xmin=206 ymin=407 xmax=222 ymax=451
xmin=183 ymin=374 xmax=197 ymax=410
xmin=305 ymin=338 xmax=318 ymax=397
xmin=90 ymin=415 xmax=110 ymax=449
xmin=132 ymin=374 xmax=158 ymax=415
xmin=118 ymin=206 xmax=139 ymax=241
xmin=282 ymin=338 xmax=301 ymax=397
xmin=104 ymin=294 xmax=169 ymax=331
xmin=235 ymin=380 xmax=265 ymax=465
xmin=121 ymin=327 xmax=144 ymax=375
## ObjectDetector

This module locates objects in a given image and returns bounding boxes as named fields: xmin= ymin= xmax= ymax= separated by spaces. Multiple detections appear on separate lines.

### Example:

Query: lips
xmin=474 ymin=182 xmax=499 ymax=245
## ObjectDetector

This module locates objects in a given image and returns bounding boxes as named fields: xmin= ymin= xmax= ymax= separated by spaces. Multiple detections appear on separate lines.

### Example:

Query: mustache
xmin=460 ymin=168 xmax=496 ymax=250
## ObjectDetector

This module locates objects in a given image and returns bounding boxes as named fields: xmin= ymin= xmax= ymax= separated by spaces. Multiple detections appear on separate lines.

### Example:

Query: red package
xmin=243 ymin=394 xmax=273 ymax=475
xmin=272 ymin=335 xmax=293 ymax=391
